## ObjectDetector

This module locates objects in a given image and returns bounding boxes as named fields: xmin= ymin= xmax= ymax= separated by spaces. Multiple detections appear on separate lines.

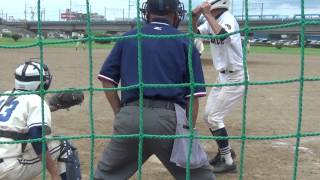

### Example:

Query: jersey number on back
xmin=0 ymin=99 xmax=19 ymax=122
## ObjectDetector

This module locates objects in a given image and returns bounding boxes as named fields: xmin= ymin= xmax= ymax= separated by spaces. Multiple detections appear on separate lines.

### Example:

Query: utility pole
xmin=30 ymin=7 xmax=35 ymax=21
xmin=70 ymin=0 xmax=72 ymax=11
xmin=41 ymin=9 xmax=43 ymax=21
xmin=241 ymin=0 xmax=244 ymax=20
xmin=24 ymin=1 xmax=27 ymax=22
xmin=43 ymin=8 xmax=45 ymax=21
xmin=261 ymin=2 xmax=264 ymax=19
xmin=231 ymin=0 xmax=234 ymax=14
xmin=123 ymin=8 xmax=125 ymax=21
xmin=1 ymin=9 xmax=3 ymax=20
xmin=128 ymin=0 xmax=131 ymax=19
xmin=69 ymin=0 xmax=72 ymax=21
xmin=104 ymin=7 xmax=106 ymax=21
xmin=59 ymin=9 xmax=61 ymax=21
xmin=128 ymin=0 xmax=135 ymax=19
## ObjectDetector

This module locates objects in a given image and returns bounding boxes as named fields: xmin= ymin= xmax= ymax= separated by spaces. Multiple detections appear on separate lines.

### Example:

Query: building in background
xmin=86 ymin=13 xmax=105 ymax=21
xmin=60 ymin=9 xmax=106 ymax=22
xmin=60 ymin=9 xmax=82 ymax=21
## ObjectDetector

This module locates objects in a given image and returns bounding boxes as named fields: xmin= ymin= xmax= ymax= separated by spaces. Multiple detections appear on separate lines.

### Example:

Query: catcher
xmin=0 ymin=60 xmax=83 ymax=180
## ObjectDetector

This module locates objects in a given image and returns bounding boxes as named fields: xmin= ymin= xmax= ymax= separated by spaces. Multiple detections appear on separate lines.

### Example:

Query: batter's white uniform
xmin=0 ymin=90 xmax=66 ymax=180
xmin=198 ymin=11 xmax=246 ymax=130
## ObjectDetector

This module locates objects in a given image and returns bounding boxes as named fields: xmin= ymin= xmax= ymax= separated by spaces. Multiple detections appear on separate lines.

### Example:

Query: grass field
xmin=243 ymin=45 xmax=320 ymax=55
xmin=203 ymin=43 xmax=320 ymax=55
xmin=1 ymin=37 xmax=320 ymax=55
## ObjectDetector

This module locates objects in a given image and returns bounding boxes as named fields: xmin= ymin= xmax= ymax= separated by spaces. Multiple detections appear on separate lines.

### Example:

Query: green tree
xmin=11 ymin=34 xmax=22 ymax=42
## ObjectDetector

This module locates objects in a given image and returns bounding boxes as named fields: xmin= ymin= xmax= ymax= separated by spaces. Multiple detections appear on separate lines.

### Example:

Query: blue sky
xmin=0 ymin=0 xmax=319 ymax=21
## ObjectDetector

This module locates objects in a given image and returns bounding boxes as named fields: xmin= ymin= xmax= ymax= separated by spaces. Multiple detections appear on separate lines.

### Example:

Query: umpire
xmin=94 ymin=0 xmax=215 ymax=179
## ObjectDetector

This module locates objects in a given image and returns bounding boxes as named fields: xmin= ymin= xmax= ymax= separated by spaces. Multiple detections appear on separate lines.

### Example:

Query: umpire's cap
xmin=140 ymin=0 xmax=186 ymax=27
xmin=148 ymin=0 xmax=179 ymax=14
xmin=141 ymin=0 xmax=184 ymax=15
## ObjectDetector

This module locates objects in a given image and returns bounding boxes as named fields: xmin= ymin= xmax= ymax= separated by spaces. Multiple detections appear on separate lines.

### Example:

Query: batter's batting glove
xmin=48 ymin=90 xmax=84 ymax=111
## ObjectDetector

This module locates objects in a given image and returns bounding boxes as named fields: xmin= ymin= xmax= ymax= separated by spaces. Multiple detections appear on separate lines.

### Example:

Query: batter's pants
xmin=94 ymin=100 xmax=215 ymax=180
xmin=0 ymin=140 xmax=66 ymax=180
xmin=204 ymin=70 xmax=245 ymax=130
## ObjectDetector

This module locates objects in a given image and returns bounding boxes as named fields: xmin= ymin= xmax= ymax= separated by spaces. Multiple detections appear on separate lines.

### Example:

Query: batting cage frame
xmin=0 ymin=0 xmax=320 ymax=179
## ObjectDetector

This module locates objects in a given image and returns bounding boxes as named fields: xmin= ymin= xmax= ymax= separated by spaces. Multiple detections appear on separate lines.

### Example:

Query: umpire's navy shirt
xmin=98 ymin=19 xmax=206 ymax=108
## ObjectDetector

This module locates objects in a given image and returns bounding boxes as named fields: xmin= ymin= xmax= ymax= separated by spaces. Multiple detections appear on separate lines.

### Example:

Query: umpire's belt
xmin=124 ymin=99 xmax=175 ymax=111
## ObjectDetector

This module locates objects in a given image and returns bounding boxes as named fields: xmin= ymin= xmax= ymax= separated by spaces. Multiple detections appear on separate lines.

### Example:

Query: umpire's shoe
xmin=209 ymin=149 xmax=236 ymax=166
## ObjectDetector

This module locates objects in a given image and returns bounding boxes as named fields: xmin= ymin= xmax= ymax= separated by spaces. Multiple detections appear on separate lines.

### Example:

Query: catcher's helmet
xmin=15 ymin=59 xmax=52 ymax=91
xmin=140 ymin=0 xmax=186 ymax=26
xmin=209 ymin=0 xmax=230 ymax=10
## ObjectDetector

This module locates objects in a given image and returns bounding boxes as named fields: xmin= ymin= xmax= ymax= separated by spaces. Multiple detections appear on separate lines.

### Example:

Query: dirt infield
xmin=0 ymin=47 xmax=319 ymax=180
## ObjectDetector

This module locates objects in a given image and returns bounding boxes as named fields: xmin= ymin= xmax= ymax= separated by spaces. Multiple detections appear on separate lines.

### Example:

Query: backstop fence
xmin=0 ymin=0 xmax=320 ymax=179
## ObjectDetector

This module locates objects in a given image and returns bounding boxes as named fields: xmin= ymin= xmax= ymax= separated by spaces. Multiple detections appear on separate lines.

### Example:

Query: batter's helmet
xmin=140 ymin=0 xmax=186 ymax=27
xmin=209 ymin=0 xmax=230 ymax=10
xmin=15 ymin=59 xmax=52 ymax=91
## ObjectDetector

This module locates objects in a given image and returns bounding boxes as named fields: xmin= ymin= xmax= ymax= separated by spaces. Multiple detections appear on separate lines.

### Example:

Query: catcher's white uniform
xmin=0 ymin=90 xmax=66 ymax=180
xmin=198 ymin=11 xmax=246 ymax=130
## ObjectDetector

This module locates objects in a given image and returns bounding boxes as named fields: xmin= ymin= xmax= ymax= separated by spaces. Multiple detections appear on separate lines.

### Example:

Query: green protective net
xmin=0 ymin=0 xmax=320 ymax=180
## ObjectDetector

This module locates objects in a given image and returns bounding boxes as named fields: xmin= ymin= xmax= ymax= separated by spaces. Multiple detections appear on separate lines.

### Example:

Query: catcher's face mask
xmin=15 ymin=59 xmax=52 ymax=91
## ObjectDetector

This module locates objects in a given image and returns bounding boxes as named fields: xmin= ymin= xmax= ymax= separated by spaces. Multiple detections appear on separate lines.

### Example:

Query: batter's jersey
xmin=0 ymin=90 xmax=51 ymax=159
xmin=198 ymin=11 xmax=243 ymax=72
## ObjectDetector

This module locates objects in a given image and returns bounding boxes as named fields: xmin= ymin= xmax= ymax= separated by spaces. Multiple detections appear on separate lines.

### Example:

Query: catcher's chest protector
xmin=58 ymin=140 xmax=82 ymax=180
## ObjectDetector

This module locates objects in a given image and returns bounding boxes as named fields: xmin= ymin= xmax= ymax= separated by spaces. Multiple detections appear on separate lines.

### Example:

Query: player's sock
xmin=210 ymin=127 xmax=233 ymax=165
xmin=220 ymin=146 xmax=233 ymax=165
xmin=209 ymin=127 xmax=229 ymax=148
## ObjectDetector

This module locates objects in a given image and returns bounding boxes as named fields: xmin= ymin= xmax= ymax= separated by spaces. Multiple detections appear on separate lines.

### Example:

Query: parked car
xmin=307 ymin=40 xmax=320 ymax=48
xmin=1 ymin=28 xmax=11 ymax=34
xmin=290 ymin=40 xmax=299 ymax=46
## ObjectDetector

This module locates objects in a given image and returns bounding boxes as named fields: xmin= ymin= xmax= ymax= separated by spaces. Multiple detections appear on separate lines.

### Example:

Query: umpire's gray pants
xmin=94 ymin=103 xmax=215 ymax=180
